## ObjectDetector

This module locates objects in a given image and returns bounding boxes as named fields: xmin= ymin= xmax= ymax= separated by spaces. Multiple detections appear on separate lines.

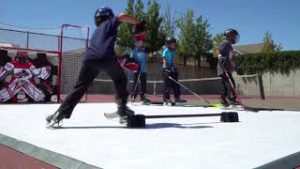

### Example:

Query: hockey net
xmin=59 ymin=24 xmax=89 ymax=102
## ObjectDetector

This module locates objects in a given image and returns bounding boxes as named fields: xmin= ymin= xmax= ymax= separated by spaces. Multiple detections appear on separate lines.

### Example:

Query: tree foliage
xmin=145 ymin=0 xmax=165 ymax=54
xmin=193 ymin=16 xmax=213 ymax=66
xmin=116 ymin=0 xmax=165 ymax=56
xmin=212 ymin=33 xmax=224 ymax=57
xmin=236 ymin=51 xmax=300 ymax=74
xmin=116 ymin=0 xmax=135 ymax=50
xmin=262 ymin=31 xmax=282 ymax=53
xmin=176 ymin=9 xmax=195 ymax=65
xmin=176 ymin=10 xmax=212 ymax=66
xmin=161 ymin=3 xmax=176 ymax=38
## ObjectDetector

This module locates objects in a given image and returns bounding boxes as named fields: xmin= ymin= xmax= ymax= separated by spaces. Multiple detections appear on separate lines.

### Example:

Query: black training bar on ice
xmin=145 ymin=113 xmax=222 ymax=119
xmin=127 ymin=112 xmax=239 ymax=128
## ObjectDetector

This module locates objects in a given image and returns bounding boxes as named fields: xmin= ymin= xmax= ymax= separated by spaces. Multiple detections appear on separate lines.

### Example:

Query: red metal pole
xmin=26 ymin=31 xmax=29 ymax=48
xmin=57 ymin=24 xmax=65 ymax=103
xmin=85 ymin=26 xmax=90 ymax=102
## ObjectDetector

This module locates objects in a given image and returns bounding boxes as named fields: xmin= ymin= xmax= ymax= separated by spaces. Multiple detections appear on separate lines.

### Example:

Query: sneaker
xmin=131 ymin=98 xmax=136 ymax=103
xmin=163 ymin=99 xmax=172 ymax=106
xmin=141 ymin=95 xmax=151 ymax=104
xmin=229 ymin=97 xmax=239 ymax=105
xmin=220 ymin=98 xmax=229 ymax=107
xmin=175 ymin=98 xmax=187 ymax=103
xmin=130 ymin=96 xmax=136 ymax=103
xmin=46 ymin=111 xmax=65 ymax=128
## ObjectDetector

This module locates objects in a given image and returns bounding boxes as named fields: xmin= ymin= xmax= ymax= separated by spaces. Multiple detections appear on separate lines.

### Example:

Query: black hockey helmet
xmin=224 ymin=28 xmax=240 ymax=44
xmin=94 ymin=7 xmax=114 ymax=26
xmin=95 ymin=6 xmax=114 ymax=19
xmin=166 ymin=37 xmax=177 ymax=44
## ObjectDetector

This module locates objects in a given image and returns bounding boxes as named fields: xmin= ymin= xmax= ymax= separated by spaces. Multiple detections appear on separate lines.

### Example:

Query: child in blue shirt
xmin=162 ymin=37 xmax=186 ymax=105
xmin=130 ymin=40 xmax=151 ymax=104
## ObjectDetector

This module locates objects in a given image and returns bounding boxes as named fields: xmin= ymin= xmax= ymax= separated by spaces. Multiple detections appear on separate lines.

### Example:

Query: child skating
xmin=46 ymin=7 xmax=145 ymax=127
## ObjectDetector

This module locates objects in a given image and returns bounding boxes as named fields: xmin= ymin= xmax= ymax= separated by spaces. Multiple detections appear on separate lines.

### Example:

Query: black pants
xmin=131 ymin=72 xmax=147 ymax=99
xmin=163 ymin=69 xmax=181 ymax=101
xmin=58 ymin=59 xmax=128 ymax=119
xmin=220 ymin=73 xmax=236 ymax=100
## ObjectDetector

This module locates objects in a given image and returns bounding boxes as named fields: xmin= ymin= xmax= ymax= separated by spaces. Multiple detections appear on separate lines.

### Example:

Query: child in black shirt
xmin=46 ymin=7 xmax=144 ymax=127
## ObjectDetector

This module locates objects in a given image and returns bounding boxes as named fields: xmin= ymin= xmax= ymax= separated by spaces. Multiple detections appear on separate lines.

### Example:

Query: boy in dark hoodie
xmin=46 ymin=7 xmax=144 ymax=127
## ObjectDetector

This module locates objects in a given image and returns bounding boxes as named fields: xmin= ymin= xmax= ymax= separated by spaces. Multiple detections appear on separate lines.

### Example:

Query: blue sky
xmin=1 ymin=0 xmax=299 ymax=50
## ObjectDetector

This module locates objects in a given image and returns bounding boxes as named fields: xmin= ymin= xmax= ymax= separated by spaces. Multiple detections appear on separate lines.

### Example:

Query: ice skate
xmin=104 ymin=105 xmax=135 ymax=124
xmin=46 ymin=111 xmax=65 ymax=128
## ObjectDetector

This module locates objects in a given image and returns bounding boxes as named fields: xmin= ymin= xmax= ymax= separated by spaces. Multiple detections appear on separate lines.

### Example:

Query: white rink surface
xmin=0 ymin=103 xmax=300 ymax=169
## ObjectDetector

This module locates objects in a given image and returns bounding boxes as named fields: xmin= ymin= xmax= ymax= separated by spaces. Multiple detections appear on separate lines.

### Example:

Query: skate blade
xmin=46 ymin=116 xmax=63 ymax=129
xmin=46 ymin=121 xmax=63 ymax=129
xmin=174 ymin=102 xmax=187 ymax=106
xmin=131 ymin=102 xmax=143 ymax=106
xmin=104 ymin=112 xmax=120 ymax=119
xmin=104 ymin=113 xmax=128 ymax=125
xmin=119 ymin=117 xmax=128 ymax=125
xmin=141 ymin=101 xmax=151 ymax=105
xmin=229 ymin=105 xmax=245 ymax=111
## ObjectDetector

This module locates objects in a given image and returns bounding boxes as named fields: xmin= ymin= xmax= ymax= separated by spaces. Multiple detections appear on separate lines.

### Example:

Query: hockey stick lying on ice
xmin=168 ymin=76 xmax=221 ymax=107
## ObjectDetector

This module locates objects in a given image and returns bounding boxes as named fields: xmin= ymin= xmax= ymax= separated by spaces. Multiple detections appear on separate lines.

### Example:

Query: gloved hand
xmin=219 ymin=57 xmax=227 ymax=67
xmin=163 ymin=68 xmax=171 ymax=73
xmin=235 ymin=64 xmax=244 ymax=75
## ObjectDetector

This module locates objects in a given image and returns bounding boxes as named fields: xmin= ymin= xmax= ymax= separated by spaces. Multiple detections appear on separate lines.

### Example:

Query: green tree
xmin=145 ymin=0 xmax=165 ymax=54
xmin=117 ymin=0 xmax=135 ymax=52
xmin=177 ymin=9 xmax=195 ymax=65
xmin=134 ymin=0 xmax=145 ymax=19
xmin=161 ymin=3 xmax=176 ymax=38
xmin=117 ymin=0 xmax=165 ymax=56
xmin=177 ymin=10 xmax=213 ymax=66
xmin=262 ymin=31 xmax=282 ymax=53
xmin=193 ymin=16 xmax=213 ymax=66
xmin=212 ymin=33 xmax=224 ymax=57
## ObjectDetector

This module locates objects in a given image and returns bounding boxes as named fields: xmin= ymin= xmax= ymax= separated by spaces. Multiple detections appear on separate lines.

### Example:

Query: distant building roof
xmin=0 ymin=42 xmax=20 ymax=48
xmin=63 ymin=48 xmax=86 ymax=54
xmin=234 ymin=43 xmax=264 ymax=54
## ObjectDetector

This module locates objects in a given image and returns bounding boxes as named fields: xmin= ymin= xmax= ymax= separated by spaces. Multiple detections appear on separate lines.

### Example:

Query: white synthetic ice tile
xmin=0 ymin=103 xmax=300 ymax=169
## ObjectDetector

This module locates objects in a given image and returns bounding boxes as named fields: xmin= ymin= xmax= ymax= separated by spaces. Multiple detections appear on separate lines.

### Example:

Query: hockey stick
xmin=218 ymin=59 xmax=259 ymax=112
xmin=131 ymin=63 xmax=144 ymax=102
xmin=168 ymin=76 xmax=221 ymax=107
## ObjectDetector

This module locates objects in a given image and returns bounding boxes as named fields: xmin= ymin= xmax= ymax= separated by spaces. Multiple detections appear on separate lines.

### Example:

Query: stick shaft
xmin=168 ymin=76 xmax=210 ymax=104
xmin=145 ymin=113 xmax=221 ymax=119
